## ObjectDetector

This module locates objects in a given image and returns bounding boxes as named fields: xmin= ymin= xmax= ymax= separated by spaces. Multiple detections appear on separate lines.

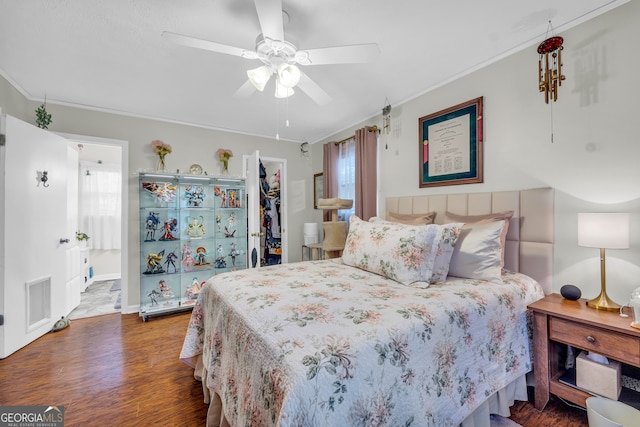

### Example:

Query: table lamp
xmin=578 ymin=213 xmax=630 ymax=311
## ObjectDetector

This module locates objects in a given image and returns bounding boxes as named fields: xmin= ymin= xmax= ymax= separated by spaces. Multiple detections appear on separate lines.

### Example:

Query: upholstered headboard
xmin=386 ymin=188 xmax=554 ymax=294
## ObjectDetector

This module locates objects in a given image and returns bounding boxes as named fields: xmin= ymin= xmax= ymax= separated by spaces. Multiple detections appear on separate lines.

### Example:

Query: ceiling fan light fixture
xmin=275 ymin=79 xmax=295 ymax=98
xmin=277 ymin=63 xmax=301 ymax=88
xmin=247 ymin=65 xmax=271 ymax=91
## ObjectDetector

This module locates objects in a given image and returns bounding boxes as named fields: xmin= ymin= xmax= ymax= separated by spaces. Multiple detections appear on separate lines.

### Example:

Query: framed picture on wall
xmin=313 ymin=173 xmax=323 ymax=209
xmin=418 ymin=97 xmax=483 ymax=187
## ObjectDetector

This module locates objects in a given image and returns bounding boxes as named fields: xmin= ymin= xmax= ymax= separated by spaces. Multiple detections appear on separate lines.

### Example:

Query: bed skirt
xmin=192 ymin=355 xmax=528 ymax=427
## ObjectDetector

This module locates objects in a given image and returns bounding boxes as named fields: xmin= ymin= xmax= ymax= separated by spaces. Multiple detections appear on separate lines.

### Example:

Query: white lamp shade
xmin=578 ymin=213 xmax=630 ymax=249
xmin=277 ymin=63 xmax=301 ymax=88
xmin=247 ymin=66 xmax=271 ymax=91
xmin=274 ymin=79 xmax=294 ymax=98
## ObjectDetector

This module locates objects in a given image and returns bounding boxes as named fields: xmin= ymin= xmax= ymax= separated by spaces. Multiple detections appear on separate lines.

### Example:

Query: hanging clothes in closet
xmin=259 ymin=160 xmax=281 ymax=266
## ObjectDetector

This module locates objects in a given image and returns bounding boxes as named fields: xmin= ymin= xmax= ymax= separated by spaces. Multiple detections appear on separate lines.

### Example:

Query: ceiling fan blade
xmin=297 ymin=73 xmax=332 ymax=105
xmin=303 ymin=43 xmax=380 ymax=65
xmin=233 ymin=80 xmax=257 ymax=99
xmin=162 ymin=31 xmax=251 ymax=58
xmin=254 ymin=0 xmax=284 ymax=42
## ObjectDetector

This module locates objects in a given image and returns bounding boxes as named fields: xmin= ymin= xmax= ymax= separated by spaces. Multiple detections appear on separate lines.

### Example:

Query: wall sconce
xmin=38 ymin=170 xmax=49 ymax=187
xmin=537 ymin=22 xmax=565 ymax=103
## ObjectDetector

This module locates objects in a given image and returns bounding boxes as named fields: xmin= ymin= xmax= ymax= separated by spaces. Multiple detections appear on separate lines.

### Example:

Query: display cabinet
xmin=138 ymin=172 xmax=246 ymax=320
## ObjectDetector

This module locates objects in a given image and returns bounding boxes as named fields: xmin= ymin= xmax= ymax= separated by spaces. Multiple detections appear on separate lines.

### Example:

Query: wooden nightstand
xmin=528 ymin=293 xmax=640 ymax=411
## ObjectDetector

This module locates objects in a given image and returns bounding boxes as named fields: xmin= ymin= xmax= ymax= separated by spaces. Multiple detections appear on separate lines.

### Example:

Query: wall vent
xmin=26 ymin=277 xmax=51 ymax=332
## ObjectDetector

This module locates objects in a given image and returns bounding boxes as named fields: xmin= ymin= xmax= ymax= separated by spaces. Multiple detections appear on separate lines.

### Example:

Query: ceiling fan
xmin=162 ymin=0 xmax=380 ymax=105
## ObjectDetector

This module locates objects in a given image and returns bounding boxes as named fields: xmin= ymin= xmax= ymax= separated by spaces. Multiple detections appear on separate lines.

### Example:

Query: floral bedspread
xmin=180 ymin=259 xmax=544 ymax=427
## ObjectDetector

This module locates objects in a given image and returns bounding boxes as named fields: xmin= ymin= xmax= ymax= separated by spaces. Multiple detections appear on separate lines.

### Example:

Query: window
xmin=79 ymin=161 xmax=122 ymax=249
xmin=336 ymin=139 xmax=356 ymax=221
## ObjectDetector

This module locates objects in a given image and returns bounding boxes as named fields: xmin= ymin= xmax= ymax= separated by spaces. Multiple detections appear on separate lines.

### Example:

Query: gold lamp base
xmin=586 ymin=291 xmax=621 ymax=312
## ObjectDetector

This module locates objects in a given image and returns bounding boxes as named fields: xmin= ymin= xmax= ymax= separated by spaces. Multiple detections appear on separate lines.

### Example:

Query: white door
xmin=244 ymin=150 xmax=261 ymax=268
xmin=0 ymin=114 xmax=70 ymax=358
xmin=243 ymin=151 xmax=288 ymax=268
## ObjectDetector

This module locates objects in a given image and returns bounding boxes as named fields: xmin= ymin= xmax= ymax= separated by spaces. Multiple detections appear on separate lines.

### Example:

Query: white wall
xmin=313 ymin=1 xmax=640 ymax=305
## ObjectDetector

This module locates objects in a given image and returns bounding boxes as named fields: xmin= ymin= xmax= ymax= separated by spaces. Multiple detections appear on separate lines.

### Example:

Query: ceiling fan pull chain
xmin=286 ymin=96 xmax=290 ymax=127
xmin=276 ymin=97 xmax=280 ymax=140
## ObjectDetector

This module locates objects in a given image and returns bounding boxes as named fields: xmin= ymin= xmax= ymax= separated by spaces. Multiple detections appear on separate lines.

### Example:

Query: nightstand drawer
xmin=549 ymin=317 xmax=640 ymax=366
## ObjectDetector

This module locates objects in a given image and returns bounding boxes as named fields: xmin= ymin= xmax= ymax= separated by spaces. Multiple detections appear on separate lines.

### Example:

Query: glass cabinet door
xmin=138 ymin=173 xmax=247 ymax=320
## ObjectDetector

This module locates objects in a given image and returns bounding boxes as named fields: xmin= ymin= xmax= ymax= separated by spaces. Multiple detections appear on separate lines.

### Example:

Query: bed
xmin=180 ymin=188 xmax=554 ymax=426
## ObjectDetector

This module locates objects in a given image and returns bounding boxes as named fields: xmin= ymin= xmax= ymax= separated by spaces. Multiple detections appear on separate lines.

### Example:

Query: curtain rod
xmin=334 ymin=125 xmax=379 ymax=145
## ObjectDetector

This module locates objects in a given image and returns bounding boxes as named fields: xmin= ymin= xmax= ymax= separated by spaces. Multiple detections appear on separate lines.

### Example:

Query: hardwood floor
xmin=0 ymin=312 xmax=208 ymax=426
xmin=0 ymin=312 xmax=588 ymax=426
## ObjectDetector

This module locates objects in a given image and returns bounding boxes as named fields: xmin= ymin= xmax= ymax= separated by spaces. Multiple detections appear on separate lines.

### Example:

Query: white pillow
xmin=343 ymin=216 xmax=443 ymax=287
xmin=385 ymin=211 xmax=436 ymax=225
xmin=447 ymin=220 xmax=505 ymax=283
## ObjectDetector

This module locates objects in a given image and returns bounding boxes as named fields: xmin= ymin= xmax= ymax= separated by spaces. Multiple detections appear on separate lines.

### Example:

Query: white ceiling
xmin=0 ymin=0 xmax=627 ymax=143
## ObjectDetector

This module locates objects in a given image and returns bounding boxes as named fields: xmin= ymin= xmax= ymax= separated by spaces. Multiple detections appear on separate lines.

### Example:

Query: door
xmin=244 ymin=151 xmax=288 ymax=268
xmin=244 ymin=151 xmax=261 ymax=268
xmin=0 ymin=114 xmax=69 ymax=358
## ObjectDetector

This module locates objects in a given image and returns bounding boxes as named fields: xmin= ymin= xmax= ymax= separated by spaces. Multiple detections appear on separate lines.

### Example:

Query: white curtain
xmin=79 ymin=161 xmax=122 ymax=250
xmin=336 ymin=138 xmax=356 ymax=221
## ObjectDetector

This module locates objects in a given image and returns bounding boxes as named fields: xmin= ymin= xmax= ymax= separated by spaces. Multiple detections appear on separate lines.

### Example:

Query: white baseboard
xmin=121 ymin=305 xmax=140 ymax=315
xmin=93 ymin=273 xmax=120 ymax=282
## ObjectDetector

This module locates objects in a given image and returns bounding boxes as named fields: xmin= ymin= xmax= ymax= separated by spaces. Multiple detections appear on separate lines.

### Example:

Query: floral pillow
xmin=371 ymin=217 xmax=462 ymax=284
xmin=430 ymin=223 xmax=463 ymax=283
xmin=345 ymin=217 xmax=461 ymax=287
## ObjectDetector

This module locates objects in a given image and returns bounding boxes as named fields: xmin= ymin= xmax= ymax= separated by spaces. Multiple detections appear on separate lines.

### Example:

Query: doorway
xmin=244 ymin=151 xmax=288 ymax=267
xmin=259 ymin=159 xmax=283 ymax=266
xmin=58 ymin=133 xmax=128 ymax=319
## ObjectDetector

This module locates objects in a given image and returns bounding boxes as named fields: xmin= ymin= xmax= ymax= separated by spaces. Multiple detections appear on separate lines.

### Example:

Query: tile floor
xmin=68 ymin=279 xmax=121 ymax=320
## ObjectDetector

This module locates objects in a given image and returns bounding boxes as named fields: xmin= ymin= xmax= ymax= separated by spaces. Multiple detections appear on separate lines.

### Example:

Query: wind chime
xmin=537 ymin=21 xmax=565 ymax=103
xmin=382 ymin=98 xmax=391 ymax=134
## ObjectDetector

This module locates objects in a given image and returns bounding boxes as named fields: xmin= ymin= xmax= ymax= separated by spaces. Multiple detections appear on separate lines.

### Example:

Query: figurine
xmin=228 ymin=190 xmax=237 ymax=208
xmin=145 ymin=212 xmax=160 ymax=241
xmin=225 ymin=211 xmax=236 ymax=237
xmin=159 ymin=218 xmax=178 ymax=241
xmin=142 ymin=181 xmax=177 ymax=203
xmin=158 ymin=280 xmax=173 ymax=298
xmin=229 ymin=242 xmax=240 ymax=266
xmin=147 ymin=289 xmax=160 ymax=306
xmin=195 ymin=246 xmax=209 ymax=266
xmin=184 ymin=184 xmax=206 ymax=207
xmin=144 ymin=250 xmax=165 ymax=274
xmin=184 ymin=278 xmax=202 ymax=300
xmin=181 ymin=244 xmax=195 ymax=271
xmin=215 ymin=244 xmax=226 ymax=268
xmin=186 ymin=215 xmax=205 ymax=238
xmin=214 ymin=186 xmax=224 ymax=207
xmin=216 ymin=213 xmax=222 ymax=232
xmin=163 ymin=250 xmax=178 ymax=273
